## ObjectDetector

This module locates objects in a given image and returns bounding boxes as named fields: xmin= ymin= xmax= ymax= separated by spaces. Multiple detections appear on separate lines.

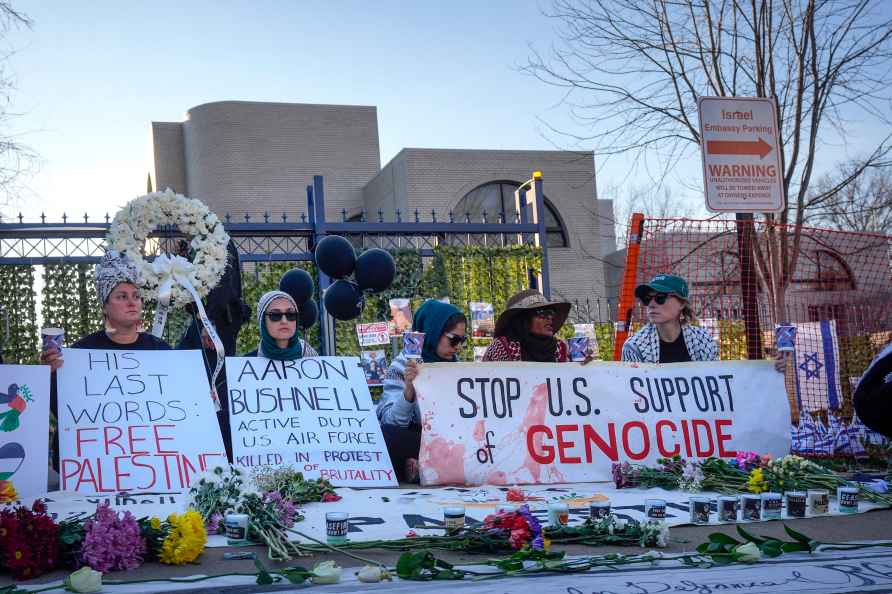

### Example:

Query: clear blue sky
xmin=5 ymin=1 xmax=888 ymax=221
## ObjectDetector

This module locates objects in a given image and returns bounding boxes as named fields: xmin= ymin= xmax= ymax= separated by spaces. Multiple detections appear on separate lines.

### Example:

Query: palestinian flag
xmin=0 ymin=442 xmax=25 ymax=481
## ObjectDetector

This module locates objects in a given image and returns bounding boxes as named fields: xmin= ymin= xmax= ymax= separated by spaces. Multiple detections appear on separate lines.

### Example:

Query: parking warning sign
xmin=697 ymin=96 xmax=785 ymax=213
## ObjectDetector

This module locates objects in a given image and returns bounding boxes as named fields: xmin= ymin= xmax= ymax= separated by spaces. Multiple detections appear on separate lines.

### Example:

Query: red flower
xmin=0 ymin=501 xmax=60 ymax=579
xmin=405 ymin=530 xmax=418 ymax=538
xmin=506 ymin=487 xmax=526 ymax=502
xmin=321 ymin=492 xmax=342 ymax=502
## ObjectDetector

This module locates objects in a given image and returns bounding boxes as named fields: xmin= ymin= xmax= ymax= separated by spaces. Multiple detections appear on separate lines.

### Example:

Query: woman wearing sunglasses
xmin=243 ymin=290 xmax=318 ymax=359
xmin=482 ymin=289 xmax=572 ymax=362
xmin=621 ymin=274 xmax=718 ymax=363
xmin=377 ymin=299 xmax=468 ymax=482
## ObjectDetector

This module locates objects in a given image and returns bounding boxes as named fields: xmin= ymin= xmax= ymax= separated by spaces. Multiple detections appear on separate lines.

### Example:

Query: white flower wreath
xmin=106 ymin=189 xmax=230 ymax=308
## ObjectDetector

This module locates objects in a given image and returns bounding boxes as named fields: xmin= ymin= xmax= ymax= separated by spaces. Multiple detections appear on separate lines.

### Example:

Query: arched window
xmin=798 ymin=249 xmax=856 ymax=291
xmin=454 ymin=181 xmax=569 ymax=248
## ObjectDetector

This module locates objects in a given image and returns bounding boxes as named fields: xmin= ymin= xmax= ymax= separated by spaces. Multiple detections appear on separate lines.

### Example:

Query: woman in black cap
xmin=621 ymin=274 xmax=718 ymax=363
xmin=482 ymin=289 xmax=572 ymax=362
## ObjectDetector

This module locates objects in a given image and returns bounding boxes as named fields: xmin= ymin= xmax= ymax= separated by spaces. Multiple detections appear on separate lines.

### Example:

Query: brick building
xmin=151 ymin=100 xmax=610 ymax=302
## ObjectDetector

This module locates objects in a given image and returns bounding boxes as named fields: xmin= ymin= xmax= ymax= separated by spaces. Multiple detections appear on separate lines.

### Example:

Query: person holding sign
xmin=377 ymin=299 xmax=467 ymax=482
xmin=242 ymin=290 xmax=318 ymax=359
xmin=482 ymin=289 xmax=571 ymax=362
xmin=39 ymin=251 xmax=173 ymax=475
xmin=621 ymin=275 xmax=718 ymax=363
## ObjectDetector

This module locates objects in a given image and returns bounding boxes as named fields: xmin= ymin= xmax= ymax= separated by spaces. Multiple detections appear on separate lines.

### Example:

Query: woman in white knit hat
xmin=243 ymin=290 xmax=317 ymax=359
xmin=40 ymin=250 xmax=171 ymax=370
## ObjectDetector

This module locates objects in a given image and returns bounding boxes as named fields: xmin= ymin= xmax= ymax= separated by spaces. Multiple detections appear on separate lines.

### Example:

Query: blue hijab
xmin=412 ymin=299 xmax=462 ymax=363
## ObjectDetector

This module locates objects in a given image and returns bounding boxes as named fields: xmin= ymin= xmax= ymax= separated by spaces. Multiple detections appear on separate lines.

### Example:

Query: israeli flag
xmin=794 ymin=320 xmax=843 ymax=412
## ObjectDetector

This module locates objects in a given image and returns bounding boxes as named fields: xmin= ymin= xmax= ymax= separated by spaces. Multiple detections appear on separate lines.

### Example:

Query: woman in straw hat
xmin=482 ymin=289 xmax=572 ymax=362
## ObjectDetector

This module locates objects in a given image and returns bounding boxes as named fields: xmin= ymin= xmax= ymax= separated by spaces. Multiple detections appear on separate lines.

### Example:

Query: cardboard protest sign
xmin=414 ymin=360 xmax=790 ymax=486
xmin=57 ymin=349 xmax=228 ymax=493
xmin=0 ymin=364 xmax=50 ymax=497
xmin=226 ymin=356 xmax=397 ymax=487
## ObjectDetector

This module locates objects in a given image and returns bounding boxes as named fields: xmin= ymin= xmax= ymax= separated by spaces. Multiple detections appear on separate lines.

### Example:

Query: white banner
xmin=414 ymin=360 xmax=790 ymax=486
xmin=0 ymin=364 xmax=50 ymax=497
xmin=56 ymin=349 xmax=228 ymax=494
xmin=226 ymin=356 xmax=397 ymax=487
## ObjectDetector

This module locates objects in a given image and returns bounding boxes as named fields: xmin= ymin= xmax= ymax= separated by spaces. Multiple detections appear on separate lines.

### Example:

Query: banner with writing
xmin=355 ymin=322 xmax=390 ymax=347
xmin=226 ymin=356 xmax=397 ymax=487
xmin=57 ymin=349 xmax=228 ymax=494
xmin=0 ymin=364 xmax=50 ymax=497
xmin=414 ymin=360 xmax=790 ymax=486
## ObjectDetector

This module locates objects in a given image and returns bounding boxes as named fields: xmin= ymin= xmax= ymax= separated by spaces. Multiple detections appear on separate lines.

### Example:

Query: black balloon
xmin=314 ymin=235 xmax=356 ymax=279
xmin=323 ymin=280 xmax=365 ymax=321
xmin=354 ymin=248 xmax=396 ymax=293
xmin=279 ymin=268 xmax=314 ymax=306
xmin=298 ymin=299 xmax=318 ymax=329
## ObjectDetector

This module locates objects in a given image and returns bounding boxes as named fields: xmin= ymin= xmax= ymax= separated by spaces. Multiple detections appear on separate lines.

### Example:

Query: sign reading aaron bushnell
xmin=226 ymin=356 xmax=396 ymax=487
xmin=414 ymin=360 xmax=790 ymax=486
xmin=57 ymin=349 xmax=228 ymax=493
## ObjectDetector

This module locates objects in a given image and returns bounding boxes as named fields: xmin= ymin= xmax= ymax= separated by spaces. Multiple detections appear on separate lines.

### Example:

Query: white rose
xmin=311 ymin=560 xmax=342 ymax=584
xmin=356 ymin=565 xmax=391 ymax=583
xmin=733 ymin=541 xmax=762 ymax=563
xmin=64 ymin=567 xmax=103 ymax=593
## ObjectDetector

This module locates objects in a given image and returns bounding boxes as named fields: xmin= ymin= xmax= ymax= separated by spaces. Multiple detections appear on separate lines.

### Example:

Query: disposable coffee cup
xmin=568 ymin=336 xmax=590 ymax=362
xmin=41 ymin=328 xmax=64 ymax=351
xmin=403 ymin=332 xmax=425 ymax=359
xmin=775 ymin=324 xmax=796 ymax=352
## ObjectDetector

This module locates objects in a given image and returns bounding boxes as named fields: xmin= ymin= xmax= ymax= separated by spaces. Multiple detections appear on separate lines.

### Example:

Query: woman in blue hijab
xmin=376 ymin=299 xmax=467 ymax=482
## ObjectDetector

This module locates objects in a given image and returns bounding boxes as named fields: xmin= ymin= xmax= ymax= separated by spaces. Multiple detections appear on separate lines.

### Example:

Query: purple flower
xmin=531 ymin=535 xmax=544 ymax=550
xmin=264 ymin=491 xmax=298 ymax=528
xmin=207 ymin=512 xmax=224 ymax=534
xmin=81 ymin=502 xmax=147 ymax=572
xmin=517 ymin=504 xmax=542 ymax=539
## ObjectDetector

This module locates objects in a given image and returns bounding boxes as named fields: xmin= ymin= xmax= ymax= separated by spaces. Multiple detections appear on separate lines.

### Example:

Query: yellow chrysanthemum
xmin=747 ymin=469 xmax=768 ymax=494
xmin=159 ymin=509 xmax=207 ymax=565
xmin=150 ymin=517 xmax=161 ymax=530
xmin=0 ymin=480 xmax=18 ymax=504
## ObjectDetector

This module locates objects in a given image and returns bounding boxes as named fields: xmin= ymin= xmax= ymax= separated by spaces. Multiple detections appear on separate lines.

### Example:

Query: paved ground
xmin=5 ymin=508 xmax=892 ymax=590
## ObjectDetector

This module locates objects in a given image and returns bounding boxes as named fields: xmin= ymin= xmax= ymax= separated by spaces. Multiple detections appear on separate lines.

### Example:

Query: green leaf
xmin=280 ymin=566 xmax=311 ymax=584
xmin=396 ymin=551 xmax=428 ymax=578
xmin=254 ymin=558 xmax=275 ymax=585
xmin=783 ymin=524 xmax=813 ymax=545
xmin=760 ymin=540 xmax=783 ymax=558
xmin=736 ymin=526 xmax=767 ymax=545
xmin=781 ymin=542 xmax=812 ymax=553
xmin=708 ymin=532 xmax=741 ymax=546
xmin=696 ymin=542 xmax=710 ymax=554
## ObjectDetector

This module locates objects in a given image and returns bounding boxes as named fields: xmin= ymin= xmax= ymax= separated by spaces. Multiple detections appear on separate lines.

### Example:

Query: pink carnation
xmin=81 ymin=502 xmax=147 ymax=572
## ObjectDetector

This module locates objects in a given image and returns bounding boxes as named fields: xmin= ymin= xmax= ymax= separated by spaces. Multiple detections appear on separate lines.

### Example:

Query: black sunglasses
xmin=266 ymin=311 xmax=298 ymax=322
xmin=640 ymin=293 xmax=670 ymax=306
xmin=532 ymin=308 xmax=557 ymax=318
xmin=445 ymin=332 xmax=467 ymax=347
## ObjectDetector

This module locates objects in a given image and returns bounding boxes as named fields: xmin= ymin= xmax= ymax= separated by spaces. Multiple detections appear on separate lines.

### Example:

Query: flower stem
xmin=286 ymin=527 xmax=387 ymax=567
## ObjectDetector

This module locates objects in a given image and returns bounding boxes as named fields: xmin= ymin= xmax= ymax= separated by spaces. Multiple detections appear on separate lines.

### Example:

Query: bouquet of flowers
xmin=612 ymin=456 xmax=751 ymax=494
xmin=0 ymin=480 xmax=17 ymax=504
xmin=189 ymin=465 xmax=343 ymax=560
xmin=0 ymin=500 xmax=60 ymax=579
xmin=763 ymin=455 xmax=892 ymax=505
xmin=481 ymin=505 xmax=544 ymax=550
xmin=252 ymin=466 xmax=341 ymax=504
xmin=79 ymin=502 xmax=146 ymax=572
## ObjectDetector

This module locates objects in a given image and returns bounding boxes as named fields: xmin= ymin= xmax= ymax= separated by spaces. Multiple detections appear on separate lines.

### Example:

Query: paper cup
xmin=403 ymin=332 xmax=425 ymax=359
xmin=41 ymin=327 xmax=64 ymax=351
xmin=325 ymin=512 xmax=349 ymax=544
xmin=775 ymin=324 xmax=797 ymax=352
xmin=568 ymin=336 xmax=590 ymax=361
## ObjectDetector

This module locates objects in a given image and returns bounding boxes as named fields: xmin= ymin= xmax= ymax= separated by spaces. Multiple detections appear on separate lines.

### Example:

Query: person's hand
xmin=774 ymin=351 xmax=790 ymax=373
xmin=404 ymin=359 xmax=421 ymax=402
xmin=40 ymin=345 xmax=64 ymax=372
xmin=201 ymin=328 xmax=215 ymax=350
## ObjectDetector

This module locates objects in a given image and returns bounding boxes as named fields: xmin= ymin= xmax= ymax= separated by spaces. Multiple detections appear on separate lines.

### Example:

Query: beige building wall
xmin=364 ymin=148 xmax=604 ymax=303
xmin=152 ymin=101 xmax=380 ymax=220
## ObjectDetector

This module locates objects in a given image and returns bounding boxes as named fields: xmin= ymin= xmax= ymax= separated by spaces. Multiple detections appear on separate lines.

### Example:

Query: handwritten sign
xmin=355 ymin=322 xmax=390 ymax=347
xmin=226 ymin=356 xmax=396 ymax=487
xmin=414 ymin=360 xmax=790 ymax=485
xmin=0 ymin=364 xmax=50 ymax=497
xmin=57 ymin=349 xmax=228 ymax=494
